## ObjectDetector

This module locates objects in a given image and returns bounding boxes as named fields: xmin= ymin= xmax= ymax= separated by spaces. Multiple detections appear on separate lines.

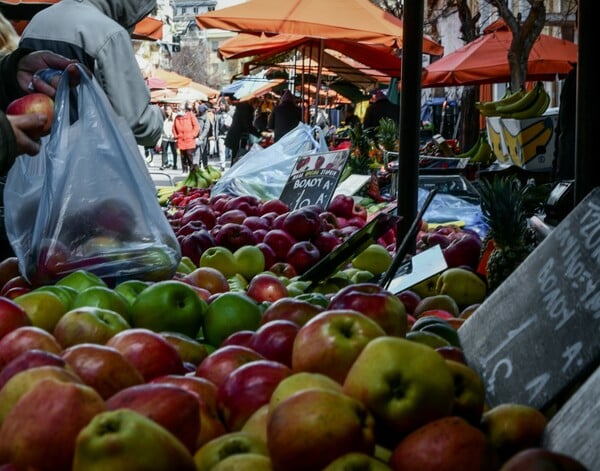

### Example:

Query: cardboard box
xmin=486 ymin=112 xmax=558 ymax=171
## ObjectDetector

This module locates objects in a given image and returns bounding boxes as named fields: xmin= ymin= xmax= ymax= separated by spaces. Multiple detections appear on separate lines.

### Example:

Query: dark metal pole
xmin=396 ymin=0 xmax=424 ymax=250
xmin=574 ymin=0 xmax=597 ymax=203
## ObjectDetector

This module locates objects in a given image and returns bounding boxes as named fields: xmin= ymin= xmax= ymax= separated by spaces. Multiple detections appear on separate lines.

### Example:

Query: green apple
xmin=199 ymin=246 xmax=238 ymax=278
xmin=130 ymin=280 xmax=207 ymax=339
xmin=13 ymin=290 xmax=68 ymax=332
xmin=193 ymin=431 xmax=269 ymax=471
xmin=53 ymin=307 xmax=131 ymax=348
xmin=32 ymin=285 xmax=79 ymax=311
xmin=269 ymin=371 xmax=343 ymax=414
xmin=351 ymin=243 xmax=392 ymax=275
xmin=114 ymin=279 xmax=151 ymax=306
xmin=136 ymin=247 xmax=179 ymax=282
xmin=342 ymin=336 xmax=454 ymax=442
xmin=233 ymin=246 xmax=265 ymax=281
xmin=56 ymin=269 xmax=107 ymax=292
xmin=73 ymin=409 xmax=196 ymax=471
xmin=445 ymin=359 xmax=486 ymax=425
xmin=71 ymin=286 xmax=132 ymax=323
xmin=160 ymin=331 xmax=210 ymax=366
xmin=323 ymin=452 xmax=392 ymax=470
xmin=435 ymin=267 xmax=487 ymax=308
xmin=210 ymin=453 xmax=272 ymax=471
xmin=201 ymin=292 xmax=262 ymax=348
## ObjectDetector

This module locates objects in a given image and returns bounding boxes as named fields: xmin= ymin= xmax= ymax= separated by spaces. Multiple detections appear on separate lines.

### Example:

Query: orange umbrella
xmin=149 ymin=68 xmax=193 ymax=89
xmin=196 ymin=0 xmax=442 ymax=56
xmin=422 ymin=21 xmax=577 ymax=87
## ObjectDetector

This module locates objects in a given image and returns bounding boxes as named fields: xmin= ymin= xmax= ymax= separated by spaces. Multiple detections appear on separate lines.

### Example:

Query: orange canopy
xmin=422 ymin=21 xmax=577 ymax=87
xmin=148 ymin=68 xmax=193 ymax=89
xmin=196 ymin=0 xmax=443 ymax=56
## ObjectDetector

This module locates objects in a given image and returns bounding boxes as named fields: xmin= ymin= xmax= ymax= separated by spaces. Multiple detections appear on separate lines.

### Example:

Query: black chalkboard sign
xmin=543 ymin=365 xmax=599 ymax=469
xmin=459 ymin=188 xmax=600 ymax=410
xmin=279 ymin=150 xmax=349 ymax=210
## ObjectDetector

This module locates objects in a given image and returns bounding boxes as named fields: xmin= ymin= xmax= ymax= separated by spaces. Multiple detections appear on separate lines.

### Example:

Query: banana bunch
xmin=157 ymin=185 xmax=179 ymax=206
xmin=454 ymin=134 xmax=496 ymax=166
xmin=476 ymin=82 xmax=550 ymax=120
xmin=181 ymin=165 xmax=223 ymax=189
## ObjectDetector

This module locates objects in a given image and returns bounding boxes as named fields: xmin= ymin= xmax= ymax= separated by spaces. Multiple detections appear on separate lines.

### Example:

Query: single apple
xmin=268 ymin=371 xmax=343 ymax=414
xmin=388 ymin=416 xmax=497 ymax=471
xmin=281 ymin=208 xmax=322 ymax=241
xmin=130 ymin=280 xmax=207 ymax=339
xmin=258 ymin=198 xmax=289 ymax=215
xmin=0 ymin=378 xmax=105 ymax=471
xmin=55 ymin=269 xmax=107 ymax=292
xmin=6 ymin=92 xmax=54 ymax=136
xmin=292 ymin=309 xmax=386 ymax=384
xmin=267 ymin=388 xmax=376 ymax=471
xmin=263 ymin=229 xmax=297 ymax=261
xmin=106 ymin=328 xmax=185 ymax=381
xmin=73 ymin=409 xmax=196 ymax=471
xmin=179 ymin=229 xmax=217 ymax=267
xmin=202 ymin=292 xmax=262 ymax=348
xmin=260 ymin=297 xmax=324 ymax=326
xmin=0 ymin=348 xmax=67 ymax=391
xmin=61 ymin=343 xmax=145 ymax=400
xmin=195 ymin=344 xmax=264 ymax=389
xmin=497 ymin=447 xmax=588 ymax=471
xmin=312 ymin=230 xmax=342 ymax=255
xmin=246 ymin=273 xmax=289 ymax=304
xmin=32 ymin=284 xmax=79 ymax=311
xmin=53 ymin=306 xmax=130 ymax=348
xmin=0 ymin=297 xmax=31 ymax=341
xmin=445 ymin=359 xmax=486 ymax=424
xmin=216 ymin=209 xmax=247 ymax=226
xmin=396 ymin=290 xmax=422 ymax=315
xmin=217 ymin=359 xmax=292 ymax=431
xmin=342 ymin=336 xmax=455 ymax=442
xmin=182 ymin=266 xmax=230 ymax=295
xmin=159 ymin=331 xmax=209 ymax=366
xmin=268 ymin=262 xmax=297 ymax=279
xmin=208 ymin=453 xmax=272 ymax=471
xmin=323 ymin=452 xmax=392 ymax=470
xmin=328 ymin=283 xmax=407 ymax=337
xmin=106 ymin=382 xmax=200 ymax=454
xmin=0 ymin=326 xmax=62 ymax=369
xmin=240 ymin=403 xmax=269 ymax=445
xmin=193 ymin=431 xmax=269 ymax=471
xmin=214 ymin=223 xmax=257 ymax=253
xmin=413 ymin=294 xmax=460 ymax=318
xmin=233 ymin=245 xmax=265 ymax=281
xmin=256 ymin=242 xmax=277 ymax=270
xmin=13 ymin=290 xmax=68 ymax=333
xmin=113 ymin=279 xmax=150 ymax=306
xmin=220 ymin=330 xmax=255 ymax=348
xmin=248 ymin=319 xmax=299 ymax=367
xmin=199 ymin=246 xmax=238 ymax=278
xmin=71 ymin=285 xmax=132 ymax=323
xmin=179 ymin=203 xmax=217 ymax=229
xmin=286 ymin=241 xmax=321 ymax=275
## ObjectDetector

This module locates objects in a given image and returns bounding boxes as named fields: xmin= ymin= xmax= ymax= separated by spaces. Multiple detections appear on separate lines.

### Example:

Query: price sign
xmin=279 ymin=150 xmax=349 ymax=210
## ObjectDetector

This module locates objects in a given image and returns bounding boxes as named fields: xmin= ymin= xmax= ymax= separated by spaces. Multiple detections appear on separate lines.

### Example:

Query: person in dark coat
xmin=362 ymin=89 xmax=399 ymax=136
xmin=554 ymin=65 xmax=576 ymax=181
xmin=224 ymin=97 xmax=260 ymax=163
xmin=267 ymin=90 xmax=302 ymax=142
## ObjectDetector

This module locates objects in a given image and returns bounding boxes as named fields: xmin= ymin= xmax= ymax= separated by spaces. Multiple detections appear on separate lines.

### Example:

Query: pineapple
xmin=477 ymin=175 xmax=536 ymax=292
xmin=375 ymin=117 xmax=399 ymax=152
xmin=347 ymin=124 xmax=373 ymax=174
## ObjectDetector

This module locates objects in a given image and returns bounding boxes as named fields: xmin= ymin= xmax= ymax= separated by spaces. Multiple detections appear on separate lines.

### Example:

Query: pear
xmin=73 ymin=409 xmax=196 ymax=471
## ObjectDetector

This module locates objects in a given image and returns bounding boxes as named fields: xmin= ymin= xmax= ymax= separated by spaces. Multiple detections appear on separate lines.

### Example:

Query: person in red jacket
xmin=173 ymin=101 xmax=200 ymax=173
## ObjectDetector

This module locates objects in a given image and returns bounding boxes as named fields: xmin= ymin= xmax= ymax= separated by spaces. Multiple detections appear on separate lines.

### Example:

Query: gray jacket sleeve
xmin=93 ymin=30 xmax=163 ymax=147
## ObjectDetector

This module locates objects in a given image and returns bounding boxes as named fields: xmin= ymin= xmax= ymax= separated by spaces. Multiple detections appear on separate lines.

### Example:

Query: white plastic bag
xmin=212 ymin=123 xmax=328 ymax=200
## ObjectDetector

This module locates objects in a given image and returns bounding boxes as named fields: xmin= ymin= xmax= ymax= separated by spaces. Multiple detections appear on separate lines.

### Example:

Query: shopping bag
xmin=212 ymin=123 xmax=328 ymax=200
xmin=4 ymin=64 xmax=181 ymax=286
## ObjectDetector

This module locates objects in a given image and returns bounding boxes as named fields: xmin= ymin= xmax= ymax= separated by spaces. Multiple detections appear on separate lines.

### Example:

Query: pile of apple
xmin=0 ymin=253 xmax=588 ymax=470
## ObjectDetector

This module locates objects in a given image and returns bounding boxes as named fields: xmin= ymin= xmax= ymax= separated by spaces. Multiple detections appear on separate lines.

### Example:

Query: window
xmin=208 ymin=6 xmax=215 ymax=11
xmin=181 ymin=7 xmax=186 ymax=14
xmin=211 ymin=40 xmax=219 ymax=52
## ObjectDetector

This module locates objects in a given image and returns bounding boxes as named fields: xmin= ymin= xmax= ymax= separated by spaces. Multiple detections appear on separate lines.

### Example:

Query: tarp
xmin=196 ymin=0 xmax=443 ymax=56
xmin=422 ymin=20 xmax=578 ymax=87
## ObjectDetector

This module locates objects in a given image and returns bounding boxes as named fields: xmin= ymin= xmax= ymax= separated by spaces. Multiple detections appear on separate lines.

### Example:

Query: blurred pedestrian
xmin=363 ymin=89 xmax=399 ymax=136
xmin=173 ymin=101 xmax=199 ymax=173
xmin=224 ymin=97 xmax=261 ymax=165
xmin=215 ymin=99 xmax=232 ymax=171
xmin=195 ymin=103 xmax=211 ymax=169
xmin=20 ymin=0 xmax=163 ymax=147
xmin=160 ymin=104 xmax=177 ymax=170
xmin=267 ymin=90 xmax=302 ymax=142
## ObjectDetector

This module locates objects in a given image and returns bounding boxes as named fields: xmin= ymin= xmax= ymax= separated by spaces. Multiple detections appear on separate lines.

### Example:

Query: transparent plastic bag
xmin=212 ymin=123 xmax=328 ymax=200
xmin=4 ymin=64 xmax=180 ymax=286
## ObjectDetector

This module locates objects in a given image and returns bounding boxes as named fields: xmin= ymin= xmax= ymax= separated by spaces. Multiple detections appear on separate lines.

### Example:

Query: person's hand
xmin=7 ymin=114 xmax=49 ymax=156
xmin=15 ymin=50 xmax=77 ymax=97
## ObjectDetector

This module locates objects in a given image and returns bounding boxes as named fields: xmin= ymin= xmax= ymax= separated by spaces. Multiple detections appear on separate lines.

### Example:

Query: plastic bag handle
xmin=309 ymin=125 xmax=328 ymax=151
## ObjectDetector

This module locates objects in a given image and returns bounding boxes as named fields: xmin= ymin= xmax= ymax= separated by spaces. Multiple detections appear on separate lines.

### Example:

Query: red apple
xmin=6 ymin=92 xmax=54 ymax=136
xmin=242 ymin=215 xmax=271 ymax=232
xmin=176 ymin=219 xmax=209 ymax=237
xmin=61 ymin=343 xmax=145 ymax=399
xmin=220 ymin=330 xmax=255 ymax=348
xmin=267 ymin=388 xmax=376 ymax=471
xmin=217 ymin=359 xmax=292 ymax=431
xmin=52 ymin=306 xmax=130 ymax=348
xmin=106 ymin=382 xmax=200 ymax=454
xmin=256 ymin=242 xmax=277 ymax=270
xmin=312 ymin=230 xmax=342 ymax=254
xmin=0 ymin=349 xmax=67 ymax=391
xmin=223 ymin=195 xmax=262 ymax=215
xmin=286 ymin=241 xmax=322 ymax=275
xmin=248 ymin=320 xmax=300 ymax=367
xmin=291 ymin=309 xmax=386 ymax=384
xmin=246 ymin=272 xmax=289 ymax=303
xmin=179 ymin=204 xmax=217 ymax=229
xmin=216 ymin=209 xmax=247 ymax=225
xmin=328 ymin=283 xmax=407 ymax=337
xmin=179 ymin=229 xmax=217 ymax=266
xmin=0 ymin=379 xmax=105 ymax=471
xmin=259 ymin=199 xmax=289 ymax=215
xmin=195 ymin=344 xmax=264 ymax=388
xmin=268 ymin=262 xmax=297 ymax=278
xmin=0 ymin=297 xmax=32 ymax=341
xmin=281 ymin=208 xmax=322 ymax=241
xmin=0 ymin=326 xmax=62 ymax=369
xmin=260 ymin=297 xmax=324 ymax=327
xmin=0 ymin=276 xmax=32 ymax=298
xmin=149 ymin=374 xmax=227 ymax=448
xmin=318 ymin=211 xmax=340 ymax=231
xmin=106 ymin=328 xmax=185 ymax=382
xmin=182 ymin=266 xmax=230 ymax=295
xmin=159 ymin=331 xmax=209 ymax=366
xmin=263 ymin=229 xmax=297 ymax=261
xmin=396 ymin=290 xmax=422 ymax=315
xmin=442 ymin=232 xmax=483 ymax=270
xmin=214 ymin=223 xmax=257 ymax=252
xmin=327 ymin=194 xmax=355 ymax=219
xmin=498 ymin=448 xmax=588 ymax=471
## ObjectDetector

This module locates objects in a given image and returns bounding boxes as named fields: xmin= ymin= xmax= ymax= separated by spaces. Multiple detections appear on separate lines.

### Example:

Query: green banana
xmin=495 ymin=83 xmax=543 ymax=116
xmin=454 ymin=135 xmax=482 ymax=159
xmin=470 ymin=138 xmax=493 ymax=164
xmin=510 ymin=88 xmax=550 ymax=120
xmin=476 ymin=89 xmax=526 ymax=116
